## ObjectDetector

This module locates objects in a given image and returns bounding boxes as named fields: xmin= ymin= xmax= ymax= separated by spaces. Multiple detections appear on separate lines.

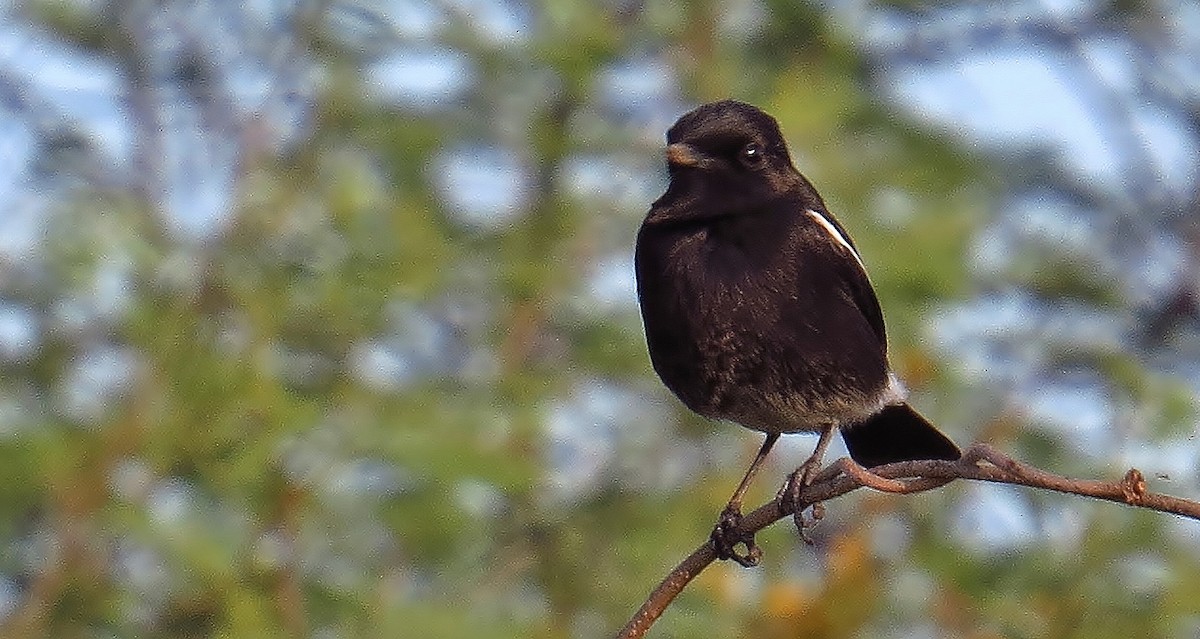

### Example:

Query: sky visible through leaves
xmin=0 ymin=1 xmax=1199 ymax=637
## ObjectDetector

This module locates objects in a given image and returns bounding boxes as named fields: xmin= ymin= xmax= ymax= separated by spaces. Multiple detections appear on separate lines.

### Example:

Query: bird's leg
xmin=712 ymin=432 xmax=779 ymax=567
xmin=781 ymin=424 xmax=836 ymax=543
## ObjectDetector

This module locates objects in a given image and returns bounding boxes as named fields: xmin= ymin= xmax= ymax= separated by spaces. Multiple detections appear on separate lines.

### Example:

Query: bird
xmin=634 ymin=100 xmax=960 ymax=566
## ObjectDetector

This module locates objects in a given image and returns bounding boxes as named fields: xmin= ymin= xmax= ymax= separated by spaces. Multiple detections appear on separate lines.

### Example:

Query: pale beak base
xmin=666 ymin=143 xmax=700 ymax=167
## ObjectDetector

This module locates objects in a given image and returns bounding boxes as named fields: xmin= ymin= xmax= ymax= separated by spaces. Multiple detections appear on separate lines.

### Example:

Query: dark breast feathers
xmin=635 ymin=202 xmax=889 ymax=433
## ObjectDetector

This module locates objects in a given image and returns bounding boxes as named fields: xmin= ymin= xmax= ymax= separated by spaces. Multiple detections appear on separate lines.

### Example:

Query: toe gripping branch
xmin=711 ymin=505 xmax=762 ymax=567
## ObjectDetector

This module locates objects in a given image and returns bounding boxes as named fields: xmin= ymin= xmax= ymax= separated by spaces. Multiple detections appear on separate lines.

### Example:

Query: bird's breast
xmin=636 ymin=216 xmax=889 ymax=432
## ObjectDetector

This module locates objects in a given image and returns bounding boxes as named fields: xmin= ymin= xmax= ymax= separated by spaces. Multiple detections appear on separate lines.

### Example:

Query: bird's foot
xmin=781 ymin=460 xmax=826 ymax=544
xmin=711 ymin=504 xmax=762 ymax=567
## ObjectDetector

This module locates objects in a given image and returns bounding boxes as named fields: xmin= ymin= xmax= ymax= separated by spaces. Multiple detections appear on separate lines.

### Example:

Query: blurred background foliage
xmin=1 ymin=0 xmax=1199 ymax=637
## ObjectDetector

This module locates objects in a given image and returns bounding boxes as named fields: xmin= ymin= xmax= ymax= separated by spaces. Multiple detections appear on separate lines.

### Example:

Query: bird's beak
xmin=666 ymin=143 xmax=700 ymax=167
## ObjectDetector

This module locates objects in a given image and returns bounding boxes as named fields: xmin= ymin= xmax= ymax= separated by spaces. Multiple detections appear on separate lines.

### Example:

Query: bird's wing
xmin=804 ymin=208 xmax=888 ymax=350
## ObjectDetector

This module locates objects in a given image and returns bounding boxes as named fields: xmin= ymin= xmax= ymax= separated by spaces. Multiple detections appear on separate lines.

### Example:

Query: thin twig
xmin=616 ymin=443 xmax=1200 ymax=639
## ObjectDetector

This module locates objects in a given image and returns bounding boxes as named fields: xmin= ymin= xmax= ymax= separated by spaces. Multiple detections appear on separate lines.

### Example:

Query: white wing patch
xmin=806 ymin=209 xmax=865 ymax=270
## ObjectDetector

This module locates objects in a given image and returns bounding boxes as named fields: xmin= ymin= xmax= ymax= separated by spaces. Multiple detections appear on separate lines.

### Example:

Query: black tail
xmin=840 ymin=403 xmax=960 ymax=468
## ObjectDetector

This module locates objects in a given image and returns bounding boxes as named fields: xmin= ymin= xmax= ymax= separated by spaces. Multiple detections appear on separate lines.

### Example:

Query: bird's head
xmin=650 ymin=100 xmax=814 ymax=222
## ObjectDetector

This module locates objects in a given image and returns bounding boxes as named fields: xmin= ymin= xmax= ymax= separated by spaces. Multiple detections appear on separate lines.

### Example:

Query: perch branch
xmin=616 ymin=443 xmax=1200 ymax=639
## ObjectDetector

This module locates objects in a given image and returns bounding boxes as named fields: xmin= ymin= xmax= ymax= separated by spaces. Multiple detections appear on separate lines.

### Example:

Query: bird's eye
xmin=739 ymin=143 xmax=765 ymax=167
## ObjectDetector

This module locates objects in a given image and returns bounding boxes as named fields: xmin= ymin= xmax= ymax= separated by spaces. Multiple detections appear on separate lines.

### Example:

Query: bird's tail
xmin=840 ymin=403 xmax=960 ymax=468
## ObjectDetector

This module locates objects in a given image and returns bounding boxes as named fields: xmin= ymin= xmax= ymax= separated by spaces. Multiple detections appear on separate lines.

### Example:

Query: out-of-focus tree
xmin=0 ymin=1 xmax=1196 ymax=638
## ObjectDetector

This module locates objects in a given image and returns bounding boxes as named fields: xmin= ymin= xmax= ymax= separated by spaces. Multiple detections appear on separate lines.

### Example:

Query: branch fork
xmin=616 ymin=443 xmax=1200 ymax=639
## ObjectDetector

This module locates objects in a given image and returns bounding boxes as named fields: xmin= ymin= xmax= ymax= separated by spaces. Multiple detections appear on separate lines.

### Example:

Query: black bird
xmin=635 ymin=100 xmax=960 ymax=565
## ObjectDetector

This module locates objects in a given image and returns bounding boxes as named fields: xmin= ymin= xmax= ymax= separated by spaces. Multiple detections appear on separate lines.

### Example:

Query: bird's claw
xmin=782 ymin=461 xmax=825 ymax=544
xmin=711 ymin=505 xmax=762 ymax=567
xmin=793 ymin=502 xmax=825 ymax=544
